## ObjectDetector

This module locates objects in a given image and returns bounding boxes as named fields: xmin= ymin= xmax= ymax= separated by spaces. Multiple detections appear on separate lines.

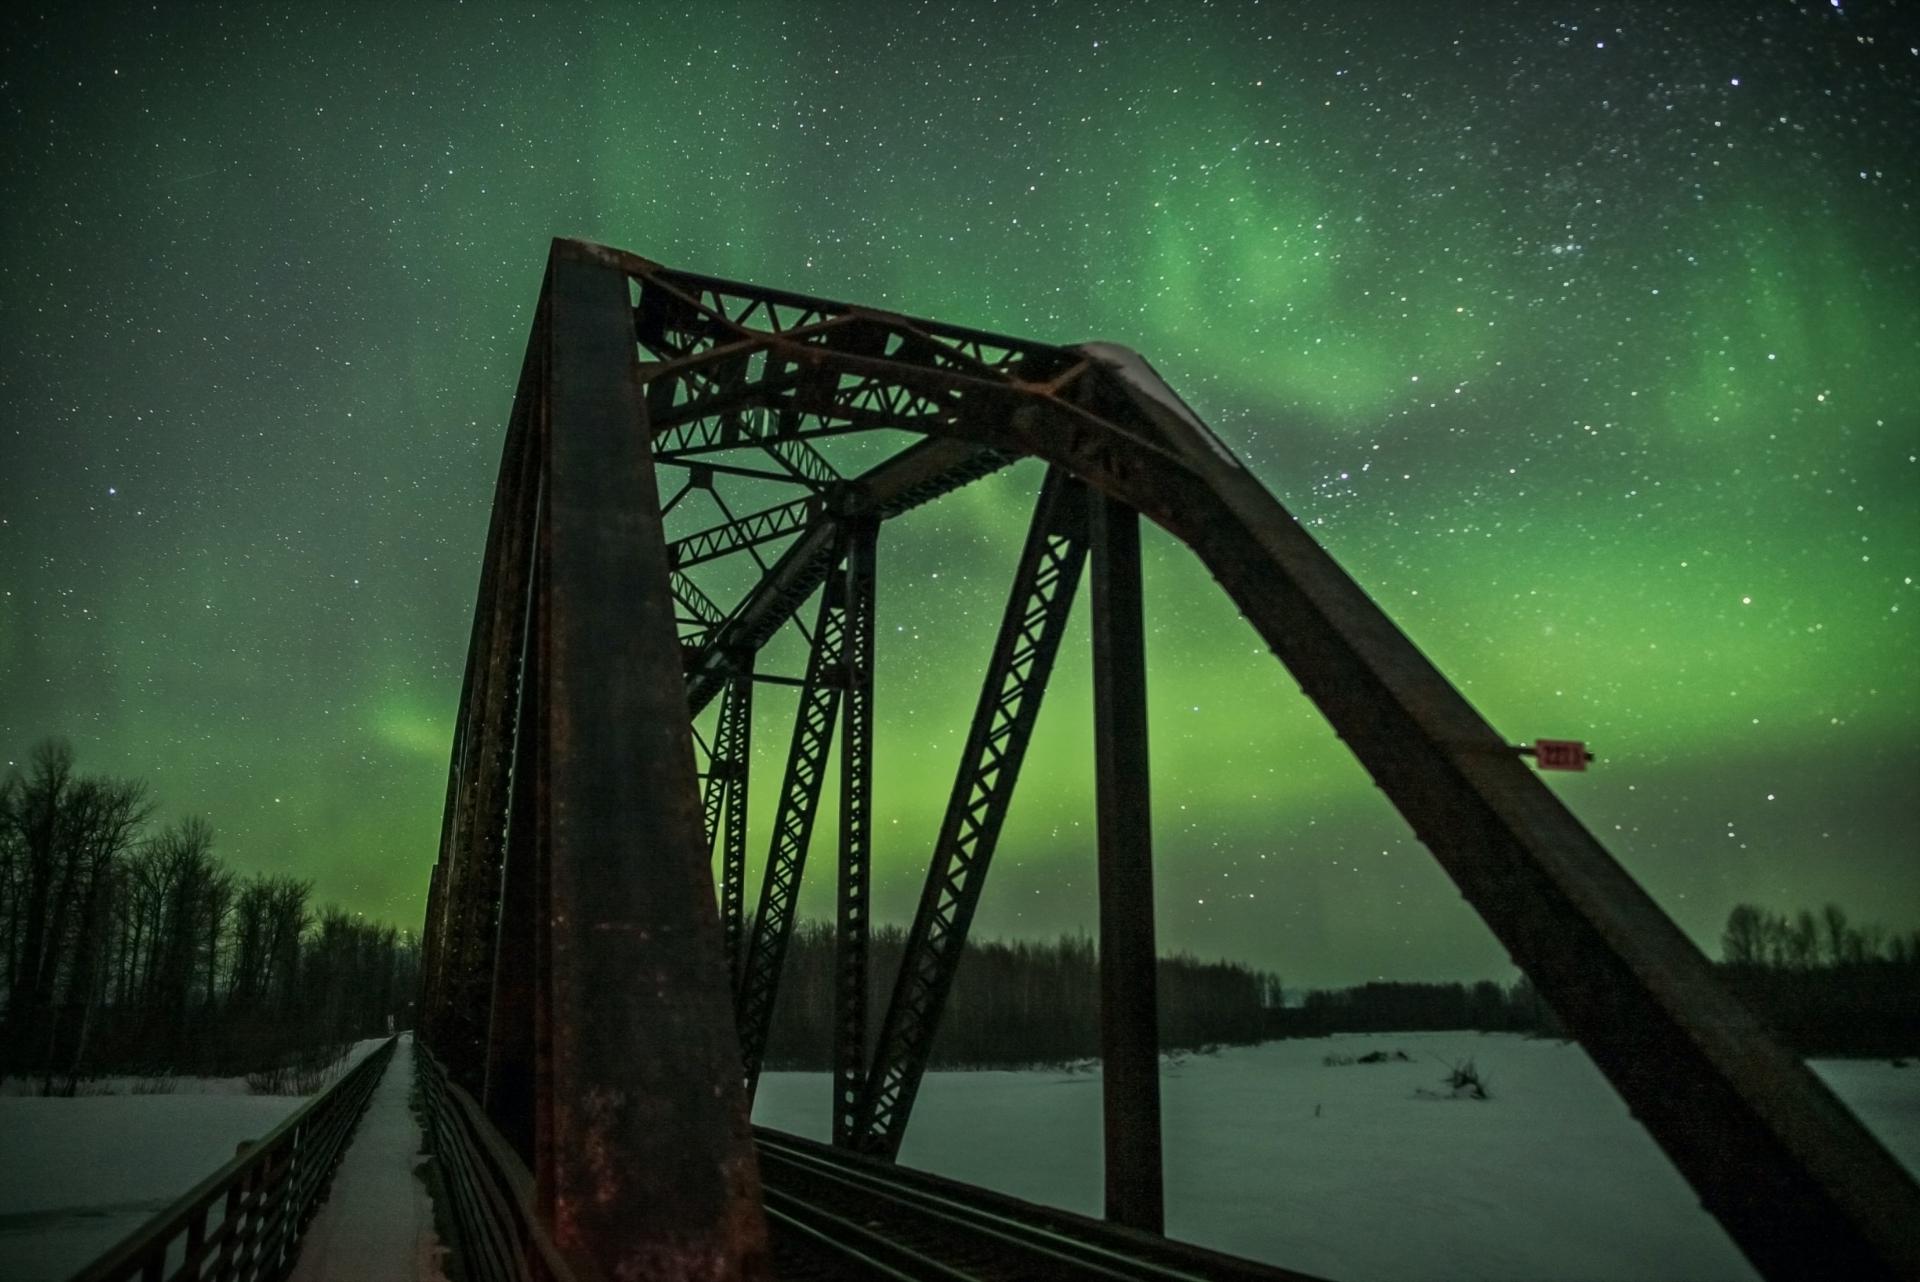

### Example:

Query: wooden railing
xmin=67 ymin=1035 xmax=398 ymax=1282
xmin=414 ymin=1043 xmax=577 ymax=1282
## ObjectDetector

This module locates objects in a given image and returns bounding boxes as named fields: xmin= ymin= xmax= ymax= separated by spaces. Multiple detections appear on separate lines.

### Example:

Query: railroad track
xmin=754 ymin=1128 xmax=1325 ymax=1282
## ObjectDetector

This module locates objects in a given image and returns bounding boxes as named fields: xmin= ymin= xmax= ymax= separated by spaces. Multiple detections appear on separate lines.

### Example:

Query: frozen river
xmin=757 ymin=1032 xmax=1919 ymax=1282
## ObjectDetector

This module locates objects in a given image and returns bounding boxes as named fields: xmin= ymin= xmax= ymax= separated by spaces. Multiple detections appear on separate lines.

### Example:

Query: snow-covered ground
xmin=757 ymin=1033 xmax=1920 ymax=1282
xmin=4 ymin=1033 xmax=1911 ymax=1282
xmin=287 ymin=1036 xmax=447 ymax=1282
xmin=0 ymin=1038 xmax=390 ymax=1282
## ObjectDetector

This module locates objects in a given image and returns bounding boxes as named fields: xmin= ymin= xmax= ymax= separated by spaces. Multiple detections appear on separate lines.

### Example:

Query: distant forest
xmin=8 ymin=736 xmax=1909 ymax=1094
xmin=1269 ymin=975 xmax=1559 ymax=1041
xmin=1 ymin=739 xmax=418 ymax=1092
xmin=1277 ymin=903 xmax=1919 ymax=1057
xmin=1714 ymin=903 xmax=1919 ymax=1057
xmin=762 ymin=922 xmax=1281 ymax=1070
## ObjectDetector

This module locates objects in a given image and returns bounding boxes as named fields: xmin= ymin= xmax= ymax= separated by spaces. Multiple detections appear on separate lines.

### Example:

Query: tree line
xmin=1716 ymin=902 xmax=1918 ymax=1056
xmin=762 ymin=921 xmax=1282 ymax=1070
xmin=1 ymin=739 xmax=418 ymax=1090
xmin=1268 ymin=976 xmax=1560 ymax=1040
xmin=1265 ymin=903 xmax=1916 ymax=1057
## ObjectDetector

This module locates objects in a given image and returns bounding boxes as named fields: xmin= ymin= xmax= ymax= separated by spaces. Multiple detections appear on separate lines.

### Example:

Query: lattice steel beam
xmin=630 ymin=256 xmax=1064 ymax=371
xmin=852 ymin=467 xmax=1090 ymax=1158
xmin=654 ymin=406 xmax=906 ymax=459
xmin=668 ymin=496 xmax=818 ymax=570
xmin=648 ymin=371 xmax=806 ymax=433
xmin=762 ymin=433 xmax=841 ymax=490
xmin=833 ymin=519 xmax=878 ymax=1148
xmin=703 ymin=671 xmax=755 ymax=987
xmin=700 ymin=671 xmax=744 ymax=853
xmin=672 ymin=569 xmax=726 ymax=631
xmin=734 ymin=567 xmax=849 ymax=1093
xmin=681 ymin=438 xmax=1010 ymax=717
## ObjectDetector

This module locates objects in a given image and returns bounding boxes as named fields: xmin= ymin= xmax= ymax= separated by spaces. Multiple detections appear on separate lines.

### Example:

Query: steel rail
xmin=762 ymin=1190 xmax=976 ymax=1282
xmin=754 ymin=1129 xmax=1325 ymax=1282
xmin=759 ymin=1138 xmax=1178 ymax=1281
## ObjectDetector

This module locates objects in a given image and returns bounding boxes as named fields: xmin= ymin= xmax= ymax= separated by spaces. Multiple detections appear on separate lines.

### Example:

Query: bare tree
xmin=1722 ymin=903 xmax=1767 ymax=965
xmin=3 ymin=739 xmax=77 ymax=1052
xmin=50 ymin=776 xmax=152 ymax=1088
xmin=0 ymin=740 xmax=151 ymax=1083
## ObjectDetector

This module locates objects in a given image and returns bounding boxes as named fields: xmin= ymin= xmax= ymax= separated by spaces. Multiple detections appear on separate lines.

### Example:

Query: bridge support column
xmin=534 ymin=239 xmax=769 ymax=1278
xmin=1091 ymin=493 xmax=1164 ymax=1234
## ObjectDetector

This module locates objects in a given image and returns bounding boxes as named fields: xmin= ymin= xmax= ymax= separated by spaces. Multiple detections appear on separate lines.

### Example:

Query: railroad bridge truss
xmin=418 ymin=239 xmax=1918 ymax=1280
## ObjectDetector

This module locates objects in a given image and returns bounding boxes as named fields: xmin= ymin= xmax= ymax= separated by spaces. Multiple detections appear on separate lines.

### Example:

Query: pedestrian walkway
xmin=289 ymin=1033 xmax=448 ymax=1282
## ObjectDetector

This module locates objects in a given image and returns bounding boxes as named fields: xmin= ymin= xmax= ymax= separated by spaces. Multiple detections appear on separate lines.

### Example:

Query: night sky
xmin=3 ymin=2 xmax=1915 ymax=987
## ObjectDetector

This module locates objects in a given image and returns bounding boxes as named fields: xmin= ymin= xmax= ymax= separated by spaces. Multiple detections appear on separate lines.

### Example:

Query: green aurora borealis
xmin=2 ymin=2 xmax=1915 ymax=985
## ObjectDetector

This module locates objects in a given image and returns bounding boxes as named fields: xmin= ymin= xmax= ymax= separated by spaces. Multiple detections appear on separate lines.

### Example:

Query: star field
xmin=1 ymin=1 xmax=1915 ymax=985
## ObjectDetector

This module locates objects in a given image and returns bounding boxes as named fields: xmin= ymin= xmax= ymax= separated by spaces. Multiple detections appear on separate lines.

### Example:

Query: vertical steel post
xmin=533 ymin=240 xmax=769 ymax=1278
xmin=834 ymin=519 xmax=878 ymax=1146
xmin=721 ymin=669 xmax=754 ymax=987
xmin=1090 ymin=494 xmax=1164 ymax=1233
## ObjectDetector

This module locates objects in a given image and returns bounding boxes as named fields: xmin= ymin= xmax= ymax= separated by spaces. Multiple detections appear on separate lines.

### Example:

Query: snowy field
xmin=3 ymin=1033 xmax=1911 ymax=1281
xmin=757 ymin=1033 xmax=1920 ymax=1282
xmin=0 ymin=1038 xmax=388 ymax=1282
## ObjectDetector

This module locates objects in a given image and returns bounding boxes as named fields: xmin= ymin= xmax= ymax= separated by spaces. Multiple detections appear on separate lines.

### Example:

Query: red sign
xmin=1535 ymin=739 xmax=1589 ymax=771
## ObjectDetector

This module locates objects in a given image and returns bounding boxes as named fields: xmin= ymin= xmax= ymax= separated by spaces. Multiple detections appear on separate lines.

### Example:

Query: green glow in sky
xmin=2 ymin=2 xmax=1914 ymax=984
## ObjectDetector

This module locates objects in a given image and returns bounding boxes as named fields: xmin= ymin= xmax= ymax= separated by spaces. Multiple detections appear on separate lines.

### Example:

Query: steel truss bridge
xmin=417 ymin=239 xmax=1918 ymax=1281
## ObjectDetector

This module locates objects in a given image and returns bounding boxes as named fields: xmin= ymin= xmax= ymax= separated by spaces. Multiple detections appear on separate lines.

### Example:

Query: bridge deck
xmin=289 ymin=1035 xmax=448 ymax=1282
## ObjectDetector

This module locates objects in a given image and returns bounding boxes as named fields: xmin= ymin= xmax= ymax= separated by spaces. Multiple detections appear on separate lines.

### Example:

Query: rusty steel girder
xmin=424 ymin=241 xmax=769 ymax=1281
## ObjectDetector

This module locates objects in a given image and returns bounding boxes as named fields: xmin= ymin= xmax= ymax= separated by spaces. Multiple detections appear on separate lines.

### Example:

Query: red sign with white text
xmin=1535 ymin=739 xmax=1589 ymax=771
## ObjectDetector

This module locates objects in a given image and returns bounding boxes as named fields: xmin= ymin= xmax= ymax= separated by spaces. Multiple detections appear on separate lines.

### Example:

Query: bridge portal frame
xmin=421 ymin=238 xmax=1919 ymax=1282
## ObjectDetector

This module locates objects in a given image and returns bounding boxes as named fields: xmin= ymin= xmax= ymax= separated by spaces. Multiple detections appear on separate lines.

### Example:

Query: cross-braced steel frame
xmin=420 ymin=238 xmax=1920 ymax=1281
